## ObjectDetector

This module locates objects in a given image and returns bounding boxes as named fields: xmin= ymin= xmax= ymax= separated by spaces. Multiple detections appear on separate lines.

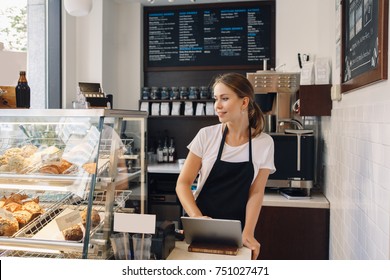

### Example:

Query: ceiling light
xmin=64 ymin=0 xmax=93 ymax=17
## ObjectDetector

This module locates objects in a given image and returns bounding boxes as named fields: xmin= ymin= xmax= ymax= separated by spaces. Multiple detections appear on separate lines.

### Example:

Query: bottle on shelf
xmin=157 ymin=140 xmax=164 ymax=163
xmin=168 ymin=137 xmax=176 ymax=163
xmin=162 ymin=137 xmax=169 ymax=163
xmin=15 ymin=70 xmax=31 ymax=108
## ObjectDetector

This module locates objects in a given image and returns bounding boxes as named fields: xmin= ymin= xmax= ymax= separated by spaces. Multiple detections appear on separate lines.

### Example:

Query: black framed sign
xmin=341 ymin=0 xmax=388 ymax=93
xmin=144 ymin=1 xmax=275 ymax=71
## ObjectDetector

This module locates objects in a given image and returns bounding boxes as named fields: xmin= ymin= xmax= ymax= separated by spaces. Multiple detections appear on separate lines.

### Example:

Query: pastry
xmin=62 ymin=224 xmax=84 ymax=241
xmin=4 ymin=147 xmax=22 ymax=157
xmin=82 ymin=162 xmax=97 ymax=174
xmin=0 ymin=215 xmax=19 ymax=236
xmin=3 ymin=202 xmax=22 ymax=213
xmin=22 ymin=198 xmax=43 ymax=215
xmin=8 ymin=193 xmax=29 ymax=203
xmin=6 ymin=154 xmax=25 ymax=172
xmin=58 ymin=159 xmax=73 ymax=174
xmin=81 ymin=208 xmax=101 ymax=228
xmin=0 ymin=155 xmax=7 ymax=166
xmin=39 ymin=164 xmax=61 ymax=174
xmin=13 ymin=210 xmax=33 ymax=227
xmin=21 ymin=144 xmax=38 ymax=158
xmin=0 ymin=196 xmax=6 ymax=208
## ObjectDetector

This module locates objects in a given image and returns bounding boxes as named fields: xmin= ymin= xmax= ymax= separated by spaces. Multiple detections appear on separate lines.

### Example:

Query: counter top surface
xmin=262 ymin=191 xmax=329 ymax=209
xmin=148 ymin=163 xmax=182 ymax=174
xmin=148 ymin=164 xmax=330 ymax=209
xmin=166 ymin=241 xmax=251 ymax=260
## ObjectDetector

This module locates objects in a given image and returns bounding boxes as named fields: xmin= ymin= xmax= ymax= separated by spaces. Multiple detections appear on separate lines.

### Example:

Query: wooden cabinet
xmin=299 ymin=84 xmax=332 ymax=116
xmin=255 ymin=205 xmax=329 ymax=260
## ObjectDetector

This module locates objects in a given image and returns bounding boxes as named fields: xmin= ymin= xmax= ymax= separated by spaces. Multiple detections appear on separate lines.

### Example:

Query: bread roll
xmin=62 ymin=224 xmax=83 ymax=241
xmin=81 ymin=208 xmax=101 ymax=228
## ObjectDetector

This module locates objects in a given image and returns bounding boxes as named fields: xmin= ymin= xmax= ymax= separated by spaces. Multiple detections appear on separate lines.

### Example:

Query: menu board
xmin=343 ymin=0 xmax=379 ymax=82
xmin=144 ymin=1 xmax=275 ymax=71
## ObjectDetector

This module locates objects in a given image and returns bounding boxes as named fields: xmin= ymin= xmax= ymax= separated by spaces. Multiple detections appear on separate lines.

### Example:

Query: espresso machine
xmin=247 ymin=71 xmax=314 ymax=197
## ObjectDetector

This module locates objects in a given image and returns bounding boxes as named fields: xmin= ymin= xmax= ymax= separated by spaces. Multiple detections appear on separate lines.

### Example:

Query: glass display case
xmin=0 ymin=109 xmax=147 ymax=259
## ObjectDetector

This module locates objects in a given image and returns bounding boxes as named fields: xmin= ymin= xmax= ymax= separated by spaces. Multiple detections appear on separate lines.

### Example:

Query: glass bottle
xmin=157 ymin=140 xmax=164 ymax=163
xmin=162 ymin=138 xmax=169 ymax=163
xmin=15 ymin=71 xmax=31 ymax=108
xmin=168 ymin=137 xmax=176 ymax=163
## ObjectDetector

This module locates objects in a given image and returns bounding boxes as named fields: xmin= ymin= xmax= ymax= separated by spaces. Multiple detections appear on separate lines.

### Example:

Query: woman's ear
xmin=242 ymin=97 xmax=250 ymax=110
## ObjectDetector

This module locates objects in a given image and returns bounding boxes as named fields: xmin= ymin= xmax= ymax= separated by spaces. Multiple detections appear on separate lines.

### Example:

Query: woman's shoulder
xmin=253 ymin=132 xmax=274 ymax=145
xmin=198 ymin=123 xmax=222 ymax=136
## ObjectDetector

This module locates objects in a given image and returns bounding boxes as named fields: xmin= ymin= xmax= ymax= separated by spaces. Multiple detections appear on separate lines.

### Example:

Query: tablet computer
xmin=181 ymin=216 xmax=243 ymax=248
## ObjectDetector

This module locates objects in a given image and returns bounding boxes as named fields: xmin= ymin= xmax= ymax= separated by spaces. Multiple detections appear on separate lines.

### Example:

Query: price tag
xmin=55 ymin=210 xmax=82 ymax=231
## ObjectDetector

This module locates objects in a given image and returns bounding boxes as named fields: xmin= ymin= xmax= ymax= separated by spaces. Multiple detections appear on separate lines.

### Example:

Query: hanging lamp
xmin=64 ymin=0 xmax=93 ymax=17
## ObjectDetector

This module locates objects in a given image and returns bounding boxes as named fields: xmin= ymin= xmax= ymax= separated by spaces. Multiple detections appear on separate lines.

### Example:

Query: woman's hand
xmin=242 ymin=233 xmax=261 ymax=260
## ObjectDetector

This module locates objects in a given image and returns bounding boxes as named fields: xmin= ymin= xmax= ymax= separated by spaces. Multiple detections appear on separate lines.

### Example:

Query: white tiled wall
xmin=322 ymin=102 xmax=390 ymax=259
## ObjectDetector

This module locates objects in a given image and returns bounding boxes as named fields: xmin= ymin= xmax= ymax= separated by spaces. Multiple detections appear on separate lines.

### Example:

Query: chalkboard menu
xmin=144 ymin=1 xmax=275 ymax=71
xmin=343 ymin=0 xmax=379 ymax=82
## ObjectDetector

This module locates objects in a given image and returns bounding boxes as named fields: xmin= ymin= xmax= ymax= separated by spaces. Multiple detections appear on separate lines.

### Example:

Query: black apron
xmin=196 ymin=126 xmax=254 ymax=228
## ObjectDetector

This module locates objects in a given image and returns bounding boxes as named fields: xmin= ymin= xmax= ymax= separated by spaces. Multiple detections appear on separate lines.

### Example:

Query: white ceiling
xmin=115 ymin=0 xmax=258 ymax=7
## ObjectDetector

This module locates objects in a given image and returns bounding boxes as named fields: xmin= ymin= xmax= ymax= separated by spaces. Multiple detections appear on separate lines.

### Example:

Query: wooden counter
xmin=166 ymin=241 xmax=251 ymax=260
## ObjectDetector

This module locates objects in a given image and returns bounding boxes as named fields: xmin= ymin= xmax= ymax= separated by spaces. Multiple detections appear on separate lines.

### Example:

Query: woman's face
xmin=213 ymin=82 xmax=245 ymax=123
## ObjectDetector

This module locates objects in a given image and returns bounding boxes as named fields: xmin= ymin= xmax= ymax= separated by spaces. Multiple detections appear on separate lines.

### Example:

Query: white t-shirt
xmin=188 ymin=123 xmax=276 ymax=199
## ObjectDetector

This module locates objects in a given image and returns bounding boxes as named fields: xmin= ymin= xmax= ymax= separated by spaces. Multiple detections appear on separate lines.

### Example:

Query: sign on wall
xmin=144 ymin=1 xmax=276 ymax=71
xmin=341 ymin=0 xmax=388 ymax=93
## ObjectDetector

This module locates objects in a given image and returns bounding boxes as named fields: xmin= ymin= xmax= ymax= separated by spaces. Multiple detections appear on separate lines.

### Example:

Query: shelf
xmin=139 ymin=99 xmax=214 ymax=103
xmin=147 ymin=115 xmax=217 ymax=119
xmin=299 ymin=84 xmax=332 ymax=116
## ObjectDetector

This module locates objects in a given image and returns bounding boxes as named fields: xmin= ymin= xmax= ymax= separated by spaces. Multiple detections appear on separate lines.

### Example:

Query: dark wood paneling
xmin=255 ymin=206 xmax=329 ymax=260
xmin=144 ymin=70 xmax=249 ymax=88
xmin=299 ymin=84 xmax=332 ymax=116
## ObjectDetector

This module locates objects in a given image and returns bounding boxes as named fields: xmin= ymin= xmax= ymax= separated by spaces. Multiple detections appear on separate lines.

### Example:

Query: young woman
xmin=176 ymin=73 xmax=275 ymax=259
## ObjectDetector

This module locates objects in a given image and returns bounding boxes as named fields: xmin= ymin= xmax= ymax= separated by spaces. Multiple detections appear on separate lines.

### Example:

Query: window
xmin=0 ymin=0 xmax=61 ymax=108
xmin=0 ymin=0 xmax=27 ymax=51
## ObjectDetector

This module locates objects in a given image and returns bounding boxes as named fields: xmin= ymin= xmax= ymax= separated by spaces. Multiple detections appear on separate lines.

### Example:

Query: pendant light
xmin=64 ymin=0 xmax=93 ymax=17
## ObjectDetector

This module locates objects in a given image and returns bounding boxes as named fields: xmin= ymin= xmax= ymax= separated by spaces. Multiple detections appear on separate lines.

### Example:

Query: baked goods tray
xmin=0 ymin=189 xmax=132 ymax=258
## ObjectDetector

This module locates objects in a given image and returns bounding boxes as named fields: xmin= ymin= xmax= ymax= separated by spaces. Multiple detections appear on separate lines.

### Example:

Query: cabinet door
xmin=255 ymin=206 xmax=329 ymax=260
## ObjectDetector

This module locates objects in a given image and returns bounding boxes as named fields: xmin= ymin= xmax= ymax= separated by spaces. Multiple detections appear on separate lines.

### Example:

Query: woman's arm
xmin=175 ymin=151 xmax=203 ymax=217
xmin=242 ymin=168 xmax=270 ymax=260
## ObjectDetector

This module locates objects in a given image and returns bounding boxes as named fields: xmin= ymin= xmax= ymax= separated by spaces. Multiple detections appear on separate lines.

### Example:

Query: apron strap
xmin=217 ymin=125 xmax=253 ymax=163
xmin=216 ymin=125 xmax=228 ymax=160
xmin=248 ymin=126 xmax=252 ymax=163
